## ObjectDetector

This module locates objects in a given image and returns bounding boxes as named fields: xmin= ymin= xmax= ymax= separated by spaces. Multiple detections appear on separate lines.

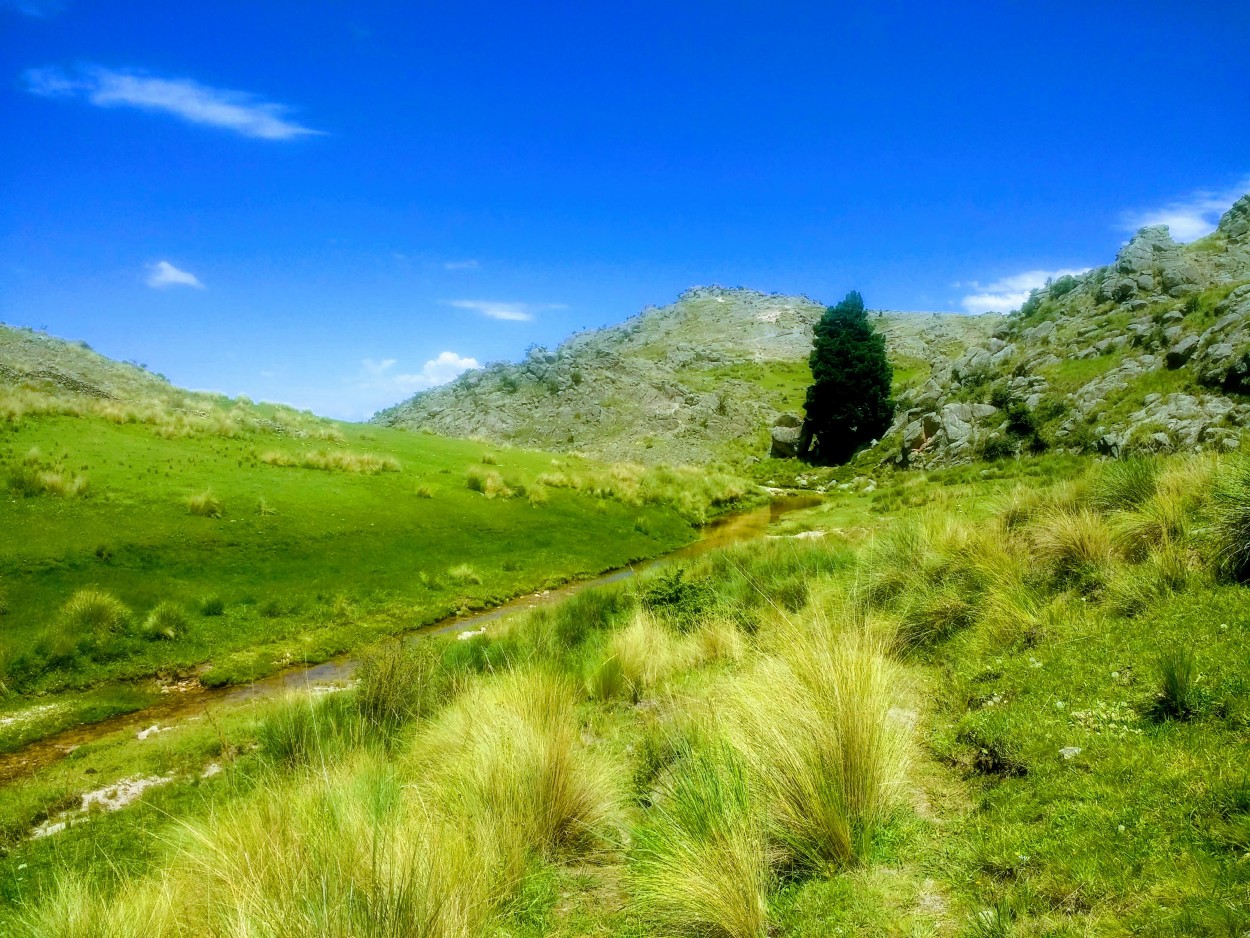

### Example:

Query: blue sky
xmin=2 ymin=1 xmax=1248 ymax=419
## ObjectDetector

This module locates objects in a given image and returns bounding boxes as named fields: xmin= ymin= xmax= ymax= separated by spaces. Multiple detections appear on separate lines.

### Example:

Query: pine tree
xmin=801 ymin=291 xmax=894 ymax=464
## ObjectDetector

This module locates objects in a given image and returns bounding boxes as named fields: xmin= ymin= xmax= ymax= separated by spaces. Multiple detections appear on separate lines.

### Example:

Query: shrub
xmin=415 ymin=484 xmax=434 ymax=499
xmin=631 ymin=745 xmax=771 ymax=938
xmin=142 ymin=601 xmax=188 ymax=640
xmin=186 ymin=490 xmax=223 ymax=518
xmin=481 ymin=452 xmax=498 ymax=465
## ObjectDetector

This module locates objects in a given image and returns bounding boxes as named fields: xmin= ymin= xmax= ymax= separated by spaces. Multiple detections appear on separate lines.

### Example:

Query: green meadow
xmin=2 ymin=450 xmax=1247 ymax=936
xmin=0 ymin=401 xmax=756 ymax=748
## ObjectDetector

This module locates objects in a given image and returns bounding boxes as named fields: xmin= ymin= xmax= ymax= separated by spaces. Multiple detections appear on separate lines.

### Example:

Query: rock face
xmin=374 ymin=287 xmax=997 ymax=465
xmin=877 ymin=190 xmax=1250 ymax=467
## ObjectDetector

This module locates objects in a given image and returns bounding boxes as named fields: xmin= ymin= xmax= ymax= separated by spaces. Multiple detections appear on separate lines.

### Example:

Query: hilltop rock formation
xmin=884 ymin=194 xmax=1250 ymax=467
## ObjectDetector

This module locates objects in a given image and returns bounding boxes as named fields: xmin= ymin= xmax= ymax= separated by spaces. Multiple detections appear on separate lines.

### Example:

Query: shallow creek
xmin=0 ymin=495 xmax=821 ymax=783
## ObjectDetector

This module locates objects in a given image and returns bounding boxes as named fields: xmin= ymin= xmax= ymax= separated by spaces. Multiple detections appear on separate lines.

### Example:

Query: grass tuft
xmin=631 ymin=744 xmax=772 ymax=938
xmin=185 ymin=489 xmax=223 ymax=518
xmin=1207 ymin=457 xmax=1250 ymax=581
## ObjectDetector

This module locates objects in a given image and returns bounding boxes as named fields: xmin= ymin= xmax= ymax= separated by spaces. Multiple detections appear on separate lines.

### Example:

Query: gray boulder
xmin=770 ymin=424 xmax=803 ymax=458
xmin=1166 ymin=335 xmax=1198 ymax=368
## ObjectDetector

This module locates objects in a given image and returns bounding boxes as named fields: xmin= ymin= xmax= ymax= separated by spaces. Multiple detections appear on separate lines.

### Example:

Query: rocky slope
xmin=373 ymin=288 xmax=997 ymax=465
xmin=884 ymin=193 xmax=1250 ymax=467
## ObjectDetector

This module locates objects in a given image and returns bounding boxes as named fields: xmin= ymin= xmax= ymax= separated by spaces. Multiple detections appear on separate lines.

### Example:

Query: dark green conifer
xmin=802 ymin=291 xmax=894 ymax=464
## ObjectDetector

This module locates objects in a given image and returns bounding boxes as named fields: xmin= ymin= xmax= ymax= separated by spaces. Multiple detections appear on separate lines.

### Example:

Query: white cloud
xmin=443 ymin=259 xmax=480 ymax=270
xmin=23 ymin=65 xmax=321 ymax=140
xmin=447 ymin=299 xmax=566 ymax=322
xmin=146 ymin=260 xmax=204 ymax=290
xmin=959 ymin=268 xmax=1089 ymax=314
xmin=1122 ymin=177 xmax=1250 ymax=243
xmin=393 ymin=351 xmax=480 ymax=389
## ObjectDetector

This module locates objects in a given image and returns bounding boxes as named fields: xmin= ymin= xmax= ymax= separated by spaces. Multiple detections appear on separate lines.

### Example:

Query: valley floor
xmin=1 ymin=453 xmax=1248 ymax=936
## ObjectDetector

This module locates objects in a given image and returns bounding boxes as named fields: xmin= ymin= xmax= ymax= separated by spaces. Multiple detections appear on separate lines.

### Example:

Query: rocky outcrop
xmin=872 ymin=192 xmax=1250 ymax=468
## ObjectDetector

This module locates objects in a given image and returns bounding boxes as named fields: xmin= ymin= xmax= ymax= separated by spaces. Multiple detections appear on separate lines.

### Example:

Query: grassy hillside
xmin=2 ymin=451 xmax=1247 ymax=936
xmin=0 ymin=324 xmax=756 ymax=750
xmin=373 ymin=287 xmax=998 ymax=465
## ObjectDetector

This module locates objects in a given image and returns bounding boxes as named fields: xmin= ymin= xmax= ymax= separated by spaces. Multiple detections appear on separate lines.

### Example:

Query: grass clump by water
xmin=60 ymin=588 xmax=130 ymax=635
xmin=141 ymin=601 xmax=187 ymax=641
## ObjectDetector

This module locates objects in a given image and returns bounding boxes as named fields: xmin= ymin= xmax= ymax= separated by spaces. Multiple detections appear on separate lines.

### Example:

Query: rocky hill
xmin=372 ymin=288 xmax=997 ymax=465
xmin=0 ymin=323 xmax=337 ymax=438
xmin=883 ymin=193 xmax=1250 ymax=467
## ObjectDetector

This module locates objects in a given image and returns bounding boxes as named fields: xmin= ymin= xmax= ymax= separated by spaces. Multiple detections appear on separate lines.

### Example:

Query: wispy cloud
xmin=1122 ymin=177 xmax=1250 ymax=242
xmin=23 ymin=65 xmax=321 ymax=140
xmin=447 ymin=299 xmax=566 ymax=322
xmin=1 ymin=0 xmax=63 ymax=16
xmin=443 ymin=259 xmax=480 ymax=271
xmin=959 ymin=268 xmax=1088 ymax=314
xmin=146 ymin=260 xmax=204 ymax=290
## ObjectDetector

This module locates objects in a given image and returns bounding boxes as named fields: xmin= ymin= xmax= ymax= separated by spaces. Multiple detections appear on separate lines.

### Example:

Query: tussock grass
xmin=141 ymin=601 xmax=187 ymax=640
xmin=446 ymin=563 xmax=482 ymax=585
xmin=631 ymin=744 xmax=772 ymax=938
xmin=466 ymin=465 xmax=518 ymax=499
xmin=413 ymin=670 xmax=625 ymax=865
xmin=7 ymin=465 xmax=88 ymax=498
xmin=355 ymin=641 xmax=459 ymax=738
xmin=1207 ymin=457 xmax=1250 ymax=581
xmin=260 ymin=448 xmax=400 ymax=474
xmin=1091 ymin=457 xmax=1159 ymax=513
xmin=1154 ymin=644 xmax=1200 ymax=720
xmin=197 ymin=595 xmax=225 ymax=617
xmin=185 ymin=490 xmax=223 ymax=518
xmin=603 ymin=609 xmax=697 ymax=701
xmin=60 ymin=589 xmax=130 ymax=635
xmin=537 ymin=461 xmax=753 ymax=523
xmin=1030 ymin=508 xmax=1113 ymax=586
xmin=725 ymin=619 xmax=909 ymax=872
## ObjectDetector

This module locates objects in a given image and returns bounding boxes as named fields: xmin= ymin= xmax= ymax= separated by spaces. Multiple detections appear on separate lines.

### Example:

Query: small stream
xmin=0 ymin=495 xmax=821 ymax=784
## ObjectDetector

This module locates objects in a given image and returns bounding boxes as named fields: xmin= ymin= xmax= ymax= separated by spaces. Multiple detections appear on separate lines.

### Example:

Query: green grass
xmin=0 ymin=412 xmax=741 ymax=732
xmin=3 ymin=447 xmax=1249 ymax=936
